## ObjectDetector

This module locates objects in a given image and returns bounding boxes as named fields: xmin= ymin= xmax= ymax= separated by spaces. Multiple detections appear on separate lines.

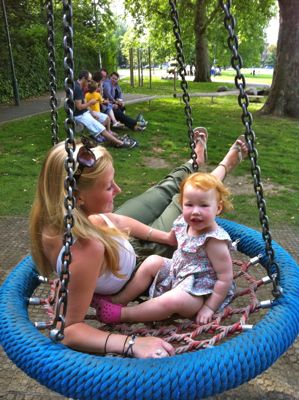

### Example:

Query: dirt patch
xmin=143 ymin=156 xmax=171 ymax=168
xmin=143 ymin=151 xmax=174 ymax=169
xmin=224 ymin=174 xmax=288 ymax=196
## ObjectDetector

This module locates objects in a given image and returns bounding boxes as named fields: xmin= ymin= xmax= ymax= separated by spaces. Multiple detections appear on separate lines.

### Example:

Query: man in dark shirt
xmin=103 ymin=71 xmax=147 ymax=131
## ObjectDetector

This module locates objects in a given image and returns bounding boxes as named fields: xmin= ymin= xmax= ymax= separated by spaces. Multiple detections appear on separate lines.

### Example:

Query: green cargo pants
xmin=115 ymin=162 xmax=194 ymax=263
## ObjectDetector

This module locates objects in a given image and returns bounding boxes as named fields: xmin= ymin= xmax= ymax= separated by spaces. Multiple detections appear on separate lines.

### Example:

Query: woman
xmin=30 ymin=129 xmax=247 ymax=358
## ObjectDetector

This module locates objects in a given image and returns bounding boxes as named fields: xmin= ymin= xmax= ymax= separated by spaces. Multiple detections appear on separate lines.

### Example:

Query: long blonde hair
xmin=179 ymin=172 xmax=233 ymax=213
xmin=30 ymin=141 xmax=123 ymax=277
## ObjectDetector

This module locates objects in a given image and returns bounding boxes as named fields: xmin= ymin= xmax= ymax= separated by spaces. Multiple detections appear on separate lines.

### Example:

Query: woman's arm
xmin=103 ymin=213 xmax=177 ymax=247
xmin=196 ymin=238 xmax=233 ymax=324
xmin=61 ymin=237 xmax=174 ymax=357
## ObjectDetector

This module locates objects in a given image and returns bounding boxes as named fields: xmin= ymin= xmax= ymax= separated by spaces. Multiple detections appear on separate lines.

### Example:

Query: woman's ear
xmin=75 ymin=191 xmax=85 ymax=207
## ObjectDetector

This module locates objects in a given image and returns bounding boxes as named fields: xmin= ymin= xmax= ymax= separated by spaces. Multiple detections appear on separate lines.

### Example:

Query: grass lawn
xmin=0 ymin=81 xmax=298 ymax=234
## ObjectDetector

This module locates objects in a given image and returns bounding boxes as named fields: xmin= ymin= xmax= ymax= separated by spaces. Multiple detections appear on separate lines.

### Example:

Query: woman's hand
xmin=166 ymin=229 xmax=177 ymax=247
xmin=133 ymin=337 xmax=175 ymax=359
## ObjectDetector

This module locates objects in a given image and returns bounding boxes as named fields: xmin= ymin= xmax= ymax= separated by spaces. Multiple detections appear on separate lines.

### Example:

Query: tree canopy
xmin=0 ymin=0 xmax=118 ymax=102
xmin=123 ymin=0 xmax=276 ymax=80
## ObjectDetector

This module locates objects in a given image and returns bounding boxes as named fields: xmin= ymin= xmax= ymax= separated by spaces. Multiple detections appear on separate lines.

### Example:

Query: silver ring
xmin=155 ymin=348 xmax=163 ymax=356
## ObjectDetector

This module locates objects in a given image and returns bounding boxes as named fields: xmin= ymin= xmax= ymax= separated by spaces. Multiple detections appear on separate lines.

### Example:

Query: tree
xmin=123 ymin=0 xmax=276 ymax=82
xmin=260 ymin=0 xmax=299 ymax=118
xmin=262 ymin=44 xmax=277 ymax=67
xmin=0 ymin=0 xmax=118 ymax=102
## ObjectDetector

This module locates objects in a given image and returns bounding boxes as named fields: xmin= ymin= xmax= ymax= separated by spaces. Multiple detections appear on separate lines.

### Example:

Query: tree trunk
xmin=194 ymin=0 xmax=211 ymax=82
xmin=260 ymin=0 xmax=299 ymax=118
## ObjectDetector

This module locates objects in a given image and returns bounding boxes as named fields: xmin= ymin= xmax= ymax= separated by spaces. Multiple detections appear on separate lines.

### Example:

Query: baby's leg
xmin=112 ymin=255 xmax=164 ymax=305
xmin=121 ymin=289 xmax=204 ymax=323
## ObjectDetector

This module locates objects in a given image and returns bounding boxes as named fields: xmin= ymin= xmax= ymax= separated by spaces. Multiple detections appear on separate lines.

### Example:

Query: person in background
xmin=74 ymin=70 xmax=137 ymax=149
xmin=103 ymin=71 xmax=147 ymax=132
xmin=85 ymin=80 xmax=124 ymax=128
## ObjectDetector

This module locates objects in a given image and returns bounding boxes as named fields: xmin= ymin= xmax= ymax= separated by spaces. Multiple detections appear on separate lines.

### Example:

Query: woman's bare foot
xmin=188 ymin=127 xmax=208 ymax=166
xmin=212 ymin=135 xmax=248 ymax=181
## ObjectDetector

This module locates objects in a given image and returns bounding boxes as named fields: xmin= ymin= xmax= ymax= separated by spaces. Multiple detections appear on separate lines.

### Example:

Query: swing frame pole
xmin=1 ymin=0 xmax=20 ymax=106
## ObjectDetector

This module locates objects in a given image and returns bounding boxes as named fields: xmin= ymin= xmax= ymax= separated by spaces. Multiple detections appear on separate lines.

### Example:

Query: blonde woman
xmin=30 ymin=130 xmax=247 ymax=358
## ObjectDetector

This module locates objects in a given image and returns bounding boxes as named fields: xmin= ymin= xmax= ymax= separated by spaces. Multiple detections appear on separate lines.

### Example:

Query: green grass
xmin=119 ymin=75 xmax=236 ymax=95
xmin=0 ymin=84 xmax=298 ymax=234
xmin=118 ymin=68 xmax=273 ymax=95
xmin=213 ymin=69 xmax=273 ymax=86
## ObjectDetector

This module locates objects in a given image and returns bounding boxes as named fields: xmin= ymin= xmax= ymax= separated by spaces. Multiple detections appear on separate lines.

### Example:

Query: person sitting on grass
xmin=102 ymin=71 xmax=147 ymax=132
xmin=86 ymin=79 xmax=124 ymax=128
xmin=74 ymin=70 xmax=137 ymax=149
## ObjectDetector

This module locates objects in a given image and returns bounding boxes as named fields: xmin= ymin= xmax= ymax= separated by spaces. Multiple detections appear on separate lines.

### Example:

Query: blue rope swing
xmin=1 ymin=219 xmax=299 ymax=400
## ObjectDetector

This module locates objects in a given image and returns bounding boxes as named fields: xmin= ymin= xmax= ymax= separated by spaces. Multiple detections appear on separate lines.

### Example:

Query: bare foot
xmin=218 ymin=135 xmax=248 ymax=174
xmin=188 ymin=127 xmax=208 ymax=166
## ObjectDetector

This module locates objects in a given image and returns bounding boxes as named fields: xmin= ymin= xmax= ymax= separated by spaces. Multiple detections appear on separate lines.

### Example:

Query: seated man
xmin=102 ymin=71 xmax=147 ymax=132
xmin=74 ymin=70 xmax=137 ymax=149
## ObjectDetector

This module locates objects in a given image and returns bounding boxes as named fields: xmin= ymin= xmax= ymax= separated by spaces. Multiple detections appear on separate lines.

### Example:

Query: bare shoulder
xmin=205 ymin=237 xmax=231 ymax=257
xmin=89 ymin=213 xmax=124 ymax=229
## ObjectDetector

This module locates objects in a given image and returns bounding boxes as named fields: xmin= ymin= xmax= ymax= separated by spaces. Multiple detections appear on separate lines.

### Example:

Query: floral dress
xmin=149 ymin=214 xmax=235 ymax=311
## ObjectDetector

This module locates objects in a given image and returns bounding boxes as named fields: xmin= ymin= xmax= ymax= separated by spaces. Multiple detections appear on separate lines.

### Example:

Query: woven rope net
xmin=36 ymin=251 xmax=272 ymax=355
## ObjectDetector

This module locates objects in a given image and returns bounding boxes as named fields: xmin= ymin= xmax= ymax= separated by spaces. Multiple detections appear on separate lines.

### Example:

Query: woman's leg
xmin=115 ymin=162 xmax=193 ymax=225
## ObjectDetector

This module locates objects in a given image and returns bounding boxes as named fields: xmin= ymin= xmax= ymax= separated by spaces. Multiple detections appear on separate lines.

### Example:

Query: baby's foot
xmin=90 ymin=294 xmax=112 ymax=310
xmin=97 ymin=299 xmax=122 ymax=324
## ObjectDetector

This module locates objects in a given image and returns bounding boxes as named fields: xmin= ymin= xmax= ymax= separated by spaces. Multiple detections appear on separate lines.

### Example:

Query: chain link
xmin=169 ymin=0 xmax=198 ymax=171
xmin=219 ymin=0 xmax=281 ymax=297
xmin=50 ymin=0 xmax=76 ymax=342
xmin=46 ymin=0 xmax=59 ymax=145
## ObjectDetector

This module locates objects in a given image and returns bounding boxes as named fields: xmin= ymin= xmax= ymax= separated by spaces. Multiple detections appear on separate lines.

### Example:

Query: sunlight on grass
xmin=0 ymin=92 xmax=297 ymax=232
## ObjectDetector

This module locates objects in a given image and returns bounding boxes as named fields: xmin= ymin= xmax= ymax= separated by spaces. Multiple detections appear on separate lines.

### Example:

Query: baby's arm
xmin=196 ymin=238 xmax=233 ymax=324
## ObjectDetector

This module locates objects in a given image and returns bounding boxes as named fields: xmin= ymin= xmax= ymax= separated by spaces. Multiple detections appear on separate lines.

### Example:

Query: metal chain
xmin=169 ymin=0 xmax=198 ymax=171
xmin=50 ymin=0 xmax=76 ymax=342
xmin=46 ymin=0 xmax=59 ymax=145
xmin=219 ymin=0 xmax=282 ymax=298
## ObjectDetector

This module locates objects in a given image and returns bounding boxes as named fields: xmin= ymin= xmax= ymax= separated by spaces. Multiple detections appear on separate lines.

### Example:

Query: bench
xmin=247 ymin=95 xmax=266 ymax=103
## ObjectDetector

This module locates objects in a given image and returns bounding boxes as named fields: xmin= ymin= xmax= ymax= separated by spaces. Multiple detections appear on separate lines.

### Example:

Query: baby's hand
xmin=195 ymin=304 xmax=214 ymax=325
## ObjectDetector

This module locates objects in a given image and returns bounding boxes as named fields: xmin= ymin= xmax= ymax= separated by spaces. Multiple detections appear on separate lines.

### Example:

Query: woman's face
xmin=79 ymin=162 xmax=121 ymax=215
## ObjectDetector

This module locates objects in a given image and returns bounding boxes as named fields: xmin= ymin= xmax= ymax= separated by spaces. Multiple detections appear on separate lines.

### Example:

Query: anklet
xmin=218 ymin=163 xmax=228 ymax=179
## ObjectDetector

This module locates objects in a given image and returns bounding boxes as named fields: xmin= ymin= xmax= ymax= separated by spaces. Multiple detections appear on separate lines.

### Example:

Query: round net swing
xmin=1 ymin=1 xmax=299 ymax=399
